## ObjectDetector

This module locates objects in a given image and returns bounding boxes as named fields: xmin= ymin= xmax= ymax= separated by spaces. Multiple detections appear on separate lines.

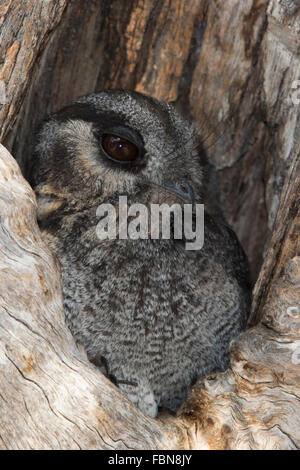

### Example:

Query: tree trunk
xmin=0 ymin=0 xmax=299 ymax=450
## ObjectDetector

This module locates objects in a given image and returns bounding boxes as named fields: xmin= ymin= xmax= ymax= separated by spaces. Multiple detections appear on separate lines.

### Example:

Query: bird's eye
xmin=102 ymin=134 xmax=139 ymax=162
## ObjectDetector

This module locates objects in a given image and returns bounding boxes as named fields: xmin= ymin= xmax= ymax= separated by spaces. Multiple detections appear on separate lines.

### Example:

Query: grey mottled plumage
xmin=32 ymin=90 xmax=251 ymax=418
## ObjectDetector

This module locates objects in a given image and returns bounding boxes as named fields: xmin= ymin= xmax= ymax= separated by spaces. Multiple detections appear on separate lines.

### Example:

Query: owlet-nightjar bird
xmin=32 ymin=90 xmax=251 ymax=418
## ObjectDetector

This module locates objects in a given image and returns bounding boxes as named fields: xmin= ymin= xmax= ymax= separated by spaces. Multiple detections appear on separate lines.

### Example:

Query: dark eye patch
xmin=50 ymin=102 xmax=145 ymax=168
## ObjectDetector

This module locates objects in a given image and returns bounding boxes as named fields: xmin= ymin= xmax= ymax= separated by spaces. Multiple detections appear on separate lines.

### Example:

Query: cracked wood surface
xmin=0 ymin=0 xmax=67 ymax=141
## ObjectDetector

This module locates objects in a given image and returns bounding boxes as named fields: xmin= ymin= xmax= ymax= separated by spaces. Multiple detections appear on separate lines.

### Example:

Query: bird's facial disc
xmin=34 ymin=91 xmax=203 ymax=206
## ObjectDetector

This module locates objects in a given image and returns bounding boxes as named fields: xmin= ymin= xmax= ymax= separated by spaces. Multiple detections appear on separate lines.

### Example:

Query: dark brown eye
xmin=102 ymin=134 xmax=139 ymax=162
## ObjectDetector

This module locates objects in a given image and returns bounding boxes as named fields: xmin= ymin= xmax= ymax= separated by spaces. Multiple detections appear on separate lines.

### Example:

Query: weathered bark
xmin=0 ymin=0 xmax=67 ymax=140
xmin=251 ymin=152 xmax=300 ymax=325
xmin=0 ymin=0 xmax=299 ymax=450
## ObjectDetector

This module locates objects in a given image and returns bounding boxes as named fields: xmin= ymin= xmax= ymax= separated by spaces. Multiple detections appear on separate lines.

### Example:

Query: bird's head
xmin=33 ymin=90 xmax=205 ymax=219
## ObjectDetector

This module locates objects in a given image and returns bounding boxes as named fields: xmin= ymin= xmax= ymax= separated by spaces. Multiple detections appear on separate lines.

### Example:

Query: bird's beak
xmin=160 ymin=182 xmax=195 ymax=204
xmin=144 ymin=180 xmax=195 ymax=205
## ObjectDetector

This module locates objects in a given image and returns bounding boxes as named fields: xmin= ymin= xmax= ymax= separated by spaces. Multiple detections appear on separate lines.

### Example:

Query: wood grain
xmin=0 ymin=0 xmax=67 ymax=140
